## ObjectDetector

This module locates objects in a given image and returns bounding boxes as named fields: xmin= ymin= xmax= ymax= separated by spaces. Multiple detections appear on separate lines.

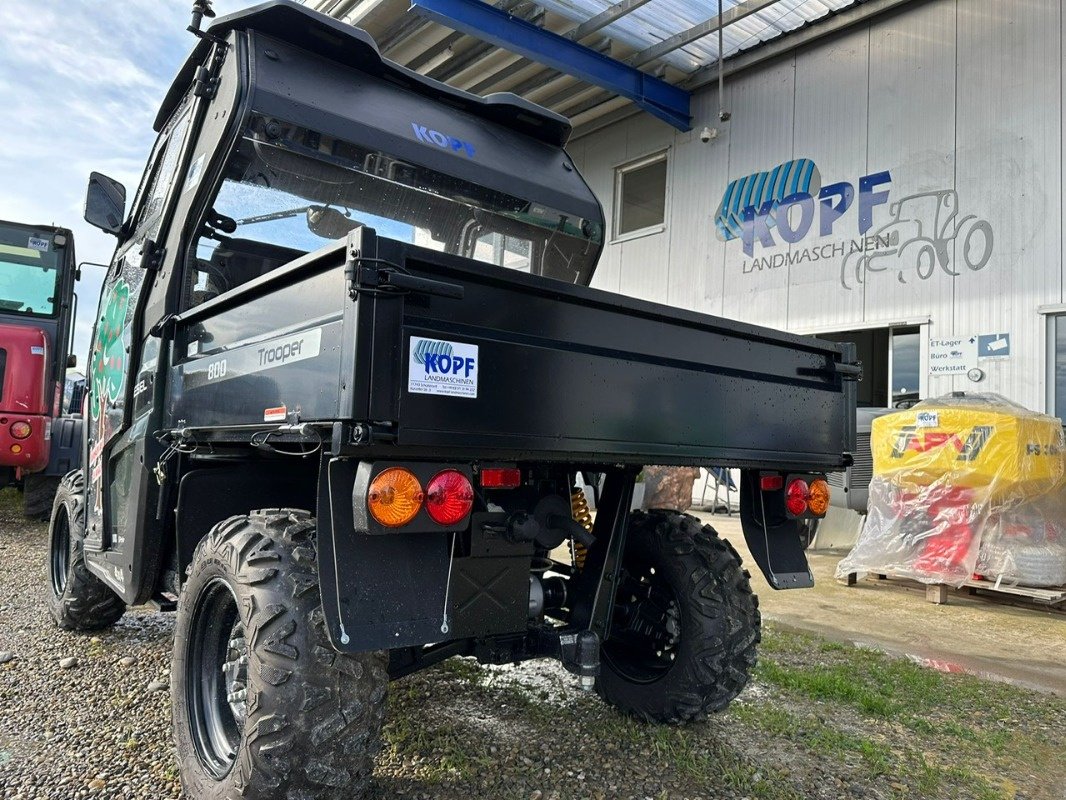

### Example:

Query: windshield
xmin=189 ymin=114 xmax=601 ymax=307
xmin=0 ymin=241 xmax=60 ymax=316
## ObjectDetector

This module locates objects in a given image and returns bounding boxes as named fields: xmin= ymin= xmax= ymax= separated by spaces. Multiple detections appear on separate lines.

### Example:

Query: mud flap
xmin=317 ymin=458 xmax=452 ymax=652
xmin=739 ymin=470 xmax=815 ymax=590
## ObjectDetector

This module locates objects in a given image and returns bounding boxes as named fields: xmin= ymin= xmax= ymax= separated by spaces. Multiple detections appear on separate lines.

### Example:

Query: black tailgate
xmin=356 ymin=230 xmax=856 ymax=471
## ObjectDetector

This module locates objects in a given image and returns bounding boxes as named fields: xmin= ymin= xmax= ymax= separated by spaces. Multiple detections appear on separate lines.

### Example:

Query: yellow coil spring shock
xmin=571 ymin=487 xmax=594 ymax=570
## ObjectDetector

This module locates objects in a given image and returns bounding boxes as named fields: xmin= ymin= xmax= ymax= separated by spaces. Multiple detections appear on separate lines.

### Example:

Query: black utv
xmin=48 ymin=2 xmax=857 ymax=797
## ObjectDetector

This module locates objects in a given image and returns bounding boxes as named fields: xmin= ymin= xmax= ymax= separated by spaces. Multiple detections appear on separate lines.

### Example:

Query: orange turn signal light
xmin=808 ymin=478 xmax=831 ymax=516
xmin=368 ymin=467 xmax=424 ymax=527
xmin=10 ymin=444 xmax=22 ymax=455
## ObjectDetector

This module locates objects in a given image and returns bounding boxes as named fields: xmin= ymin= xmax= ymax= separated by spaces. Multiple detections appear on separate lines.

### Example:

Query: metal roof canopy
xmin=306 ymin=0 xmax=897 ymax=135
xmin=411 ymin=0 xmax=692 ymax=129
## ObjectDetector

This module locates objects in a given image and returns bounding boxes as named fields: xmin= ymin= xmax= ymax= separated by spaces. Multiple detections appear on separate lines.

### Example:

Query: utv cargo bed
xmin=170 ymin=228 xmax=857 ymax=470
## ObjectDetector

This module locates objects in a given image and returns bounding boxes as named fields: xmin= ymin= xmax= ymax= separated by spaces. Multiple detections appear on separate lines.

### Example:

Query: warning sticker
xmin=264 ymin=405 xmax=287 ymax=423
xmin=408 ymin=336 xmax=478 ymax=398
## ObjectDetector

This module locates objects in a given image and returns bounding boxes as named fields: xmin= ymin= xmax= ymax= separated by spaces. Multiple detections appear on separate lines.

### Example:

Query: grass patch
xmin=746 ymin=624 xmax=1066 ymax=798
xmin=378 ymin=627 xmax=1061 ymax=798
xmin=573 ymin=705 xmax=803 ymax=800
xmin=438 ymin=657 xmax=483 ymax=686
xmin=381 ymin=676 xmax=496 ymax=782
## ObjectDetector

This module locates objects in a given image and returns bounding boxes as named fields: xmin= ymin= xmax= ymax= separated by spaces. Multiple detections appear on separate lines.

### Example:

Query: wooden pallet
xmin=843 ymin=571 xmax=1066 ymax=608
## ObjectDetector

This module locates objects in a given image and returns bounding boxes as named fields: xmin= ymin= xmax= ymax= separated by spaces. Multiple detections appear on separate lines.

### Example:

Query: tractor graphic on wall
xmin=841 ymin=189 xmax=993 ymax=289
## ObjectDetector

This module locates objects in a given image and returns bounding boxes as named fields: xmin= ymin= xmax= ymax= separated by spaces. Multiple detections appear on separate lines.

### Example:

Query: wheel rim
xmin=186 ymin=578 xmax=248 ymax=779
xmin=50 ymin=508 xmax=71 ymax=597
xmin=603 ymin=562 xmax=682 ymax=684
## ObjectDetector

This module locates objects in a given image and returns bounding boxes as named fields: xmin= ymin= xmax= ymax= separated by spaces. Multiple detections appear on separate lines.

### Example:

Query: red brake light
xmin=785 ymin=479 xmax=810 ymax=516
xmin=480 ymin=468 xmax=521 ymax=489
xmin=426 ymin=470 xmax=474 ymax=525
xmin=10 ymin=421 xmax=32 ymax=440
xmin=760 ymin=474 xmax=784 ymax=491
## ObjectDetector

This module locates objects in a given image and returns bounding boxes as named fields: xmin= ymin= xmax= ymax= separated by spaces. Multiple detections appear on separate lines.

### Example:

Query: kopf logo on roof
xmin=411 ymin=123 xmax=476 ymax=158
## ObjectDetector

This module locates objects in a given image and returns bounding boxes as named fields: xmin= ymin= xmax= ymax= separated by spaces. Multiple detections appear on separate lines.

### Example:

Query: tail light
xmin=9 ymin=421 xmax=31 ymax=440
xmin=785 ymin=478 xmax=810 ymax=516
xmin=367 ymin=467 xmax=424 ymax=528
xmin=759 ymin=474 xmax=784 ymax=491
xmin=480 ymin=467 xmax=521 ymax=489
xmin=426 ymin=469 xmax=474 ymax=525
xmin=808 ymin=478 xmax=831 ymax=516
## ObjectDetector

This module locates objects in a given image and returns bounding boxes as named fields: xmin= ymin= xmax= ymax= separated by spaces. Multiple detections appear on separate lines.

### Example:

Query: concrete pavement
xmin=699 ymin=511 xmax=1066 ymax=696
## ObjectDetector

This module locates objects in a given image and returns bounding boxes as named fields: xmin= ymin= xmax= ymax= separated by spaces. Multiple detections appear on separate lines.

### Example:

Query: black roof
xmin=155 ymin=0 xmax=573 ymax=146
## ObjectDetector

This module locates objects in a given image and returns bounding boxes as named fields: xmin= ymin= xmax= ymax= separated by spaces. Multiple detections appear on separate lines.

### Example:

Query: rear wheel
xmin=172 ymin=508 xmax=388 ymax=800
xmin=24 ymin=474 xmax=60 ymax=520
xmin=961 ymin=219 xmax=993 ymax=271
xmin=47 ymin=471 xmax=125 ymax=631
xmin=596 ymin=510 xmax=760 ymax=723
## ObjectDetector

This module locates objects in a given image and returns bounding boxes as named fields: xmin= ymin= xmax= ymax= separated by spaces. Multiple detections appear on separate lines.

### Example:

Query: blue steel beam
xmin=408 ymin=0 xmax=692 ymax=130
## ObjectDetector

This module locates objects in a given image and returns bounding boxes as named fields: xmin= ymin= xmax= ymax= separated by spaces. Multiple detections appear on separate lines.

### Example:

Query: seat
xmin=191 ymin=238 xmax=306 ymax=306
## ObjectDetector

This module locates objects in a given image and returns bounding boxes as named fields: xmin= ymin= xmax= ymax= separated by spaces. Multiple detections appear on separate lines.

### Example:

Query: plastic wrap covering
xmin=977 ymin=502 xmax=1066 ymax=588
xmin=837 ymin=393 xmax=1066 ymax=587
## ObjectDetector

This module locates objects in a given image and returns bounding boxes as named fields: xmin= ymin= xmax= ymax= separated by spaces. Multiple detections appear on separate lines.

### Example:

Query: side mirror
xmin=84 ymin=172 xmax=127 ymax=235
xmin=67 ymin=354 xmax=78 ymax=369
xmin=75 ymin=261 xmax=109 ymax=281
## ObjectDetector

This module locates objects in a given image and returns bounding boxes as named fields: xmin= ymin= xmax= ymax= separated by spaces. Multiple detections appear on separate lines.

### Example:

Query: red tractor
xmin=0 ymin=220 xmax=83 ymax=518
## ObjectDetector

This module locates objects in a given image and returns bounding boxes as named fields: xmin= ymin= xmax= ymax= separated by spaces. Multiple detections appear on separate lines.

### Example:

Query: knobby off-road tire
xmin=172 ymin=509 xmax=388 ymax=800
xmin=596 ymin=510 xmax=761 ymax=723
xmin=24 ymin=473 xmax=61 ymax=520
xmin=47 ymin=471 xmax=126 ymax=631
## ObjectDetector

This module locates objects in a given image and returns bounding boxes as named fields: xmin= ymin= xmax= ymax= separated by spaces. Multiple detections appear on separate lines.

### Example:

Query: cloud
xmin=0 ymin=0 xmax=241 ymax=362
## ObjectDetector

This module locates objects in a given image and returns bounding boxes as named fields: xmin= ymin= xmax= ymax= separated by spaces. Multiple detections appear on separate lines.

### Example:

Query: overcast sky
xmin=0 ymin=0 xmax=240 ymax=365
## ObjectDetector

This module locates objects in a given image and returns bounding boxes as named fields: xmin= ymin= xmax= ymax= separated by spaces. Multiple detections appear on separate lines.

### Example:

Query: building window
xmin=1048 ymin=315 xmax=1066 ymax=420
xmin=890 ymin=327 xmax=921 ymax=407
xmin=614 ymin=152 xmax=667 ymax=237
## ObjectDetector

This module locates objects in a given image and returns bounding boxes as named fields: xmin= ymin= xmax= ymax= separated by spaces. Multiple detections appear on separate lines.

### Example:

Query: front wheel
xmin=172 ymin=508 xmax=388 ymax=800
xmin=47 ymin=471 xmax=126 ymax=631
xmin=596 ymin=510 xmax=761 ymax=723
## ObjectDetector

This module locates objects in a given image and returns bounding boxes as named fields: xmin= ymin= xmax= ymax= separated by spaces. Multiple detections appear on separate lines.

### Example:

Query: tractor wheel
xmin=596 ymin=510 xmax=760 ymax=723
xmin=47 ymin=471 xmax=126 ymax=631
xmin=961 ymin=219 xmax=993 ymax=271
xmin=24 ymin=474 xmax=60 ymax=520
xmin=172 ymin=509 xmax=388 ymax=800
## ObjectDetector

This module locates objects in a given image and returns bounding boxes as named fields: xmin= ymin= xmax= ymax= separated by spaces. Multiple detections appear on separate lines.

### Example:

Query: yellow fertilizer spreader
xmin=868 ymin=393 xmax=1064 ymax=577
xmin=872 ymin=393 xmax=1064 ymax=498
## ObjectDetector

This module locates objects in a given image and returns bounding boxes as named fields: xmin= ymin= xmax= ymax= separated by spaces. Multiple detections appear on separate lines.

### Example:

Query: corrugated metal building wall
xmin=567 ymin=0 xmax=1064 ymax=412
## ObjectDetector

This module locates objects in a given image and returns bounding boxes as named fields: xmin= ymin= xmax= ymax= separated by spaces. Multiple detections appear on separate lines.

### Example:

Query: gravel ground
xmin=0 ymin=493 xmax=180 ymax=799
xmin=2 ymin=487 xmax=1063 ymax=800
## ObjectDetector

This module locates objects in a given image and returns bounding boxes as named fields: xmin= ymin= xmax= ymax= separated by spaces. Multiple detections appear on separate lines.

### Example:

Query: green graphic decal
xmin=90 ymin=278 xmax=130 ymax=419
